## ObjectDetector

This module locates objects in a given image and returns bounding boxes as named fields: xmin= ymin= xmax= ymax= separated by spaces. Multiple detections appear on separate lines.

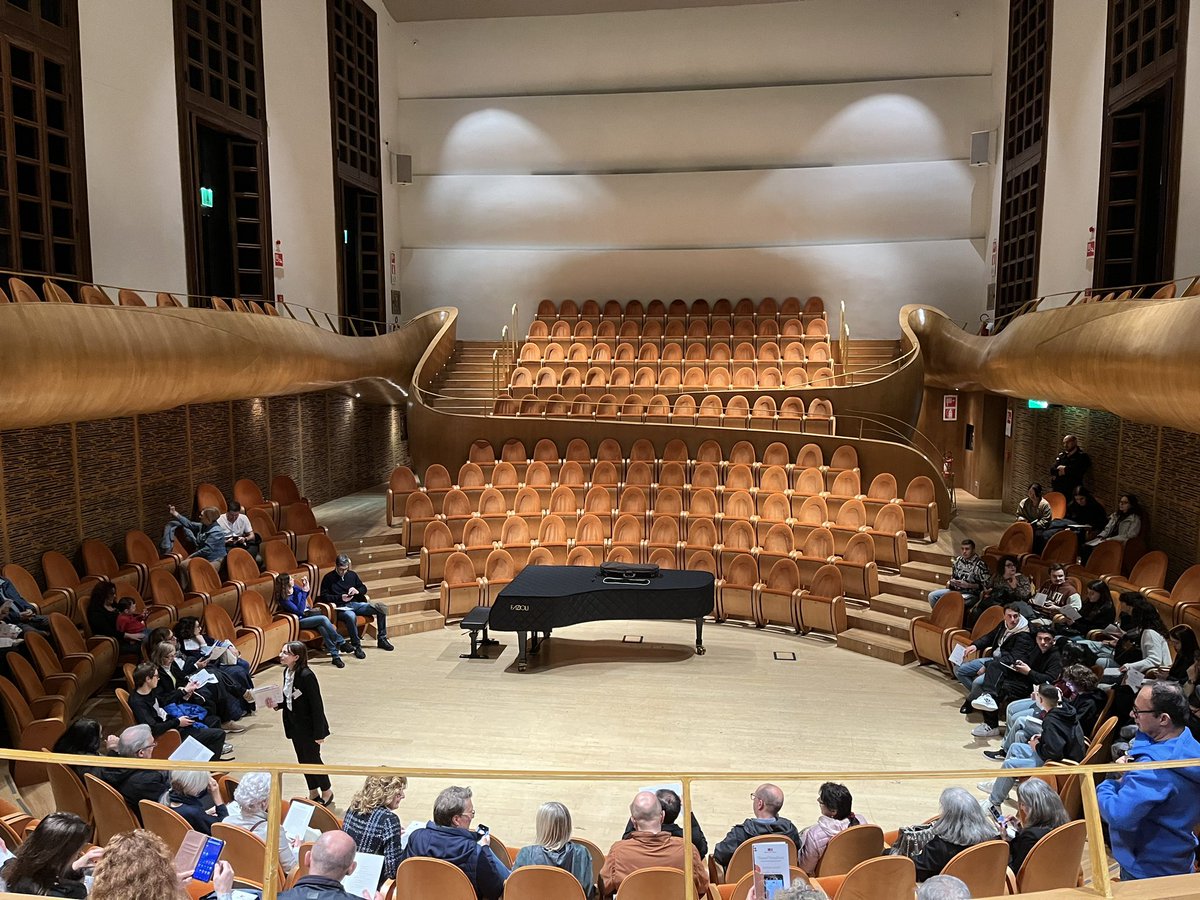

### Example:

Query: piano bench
xmin=460 ymin=606 xmax=498 ymax=659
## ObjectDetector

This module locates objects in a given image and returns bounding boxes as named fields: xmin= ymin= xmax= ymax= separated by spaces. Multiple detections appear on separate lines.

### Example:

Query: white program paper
xmin=189 ymin=669 xmax=218 ymax=687
xmin=1126 ymin=668 xmax=1146 ymax=691
xmin=251 ymin=683 xmax=284 ymax=706
xmin=340 ymin=852 xmax=384 ymax=899
xmin=283 ymin=801 xmax=316 ymax=842
xmin=948 ymin=643 xmax=967 ymax=666
xmin=169 ymin=736 xmax=215 ymax=762
xmin=751 ymin=840 xmax=791 ymax=899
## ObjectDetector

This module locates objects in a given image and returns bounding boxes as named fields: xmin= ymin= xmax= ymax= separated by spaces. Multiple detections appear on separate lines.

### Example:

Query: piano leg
xmin=695 ymin=617 xmax=707 ymax=655
xmin=517 ymin=631 xmax=528 ymax=671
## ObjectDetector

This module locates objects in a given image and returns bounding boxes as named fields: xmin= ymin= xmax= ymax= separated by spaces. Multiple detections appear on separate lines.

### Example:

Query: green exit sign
xmin=1028 ymin=399 xmax=1050 ymax=409
xmin=199 ymin=187 xmax=214 ymax=208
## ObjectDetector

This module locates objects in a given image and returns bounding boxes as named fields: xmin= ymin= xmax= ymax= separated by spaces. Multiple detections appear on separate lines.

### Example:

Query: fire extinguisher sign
xmin=943 ymin=395 xmax=958 ymax=421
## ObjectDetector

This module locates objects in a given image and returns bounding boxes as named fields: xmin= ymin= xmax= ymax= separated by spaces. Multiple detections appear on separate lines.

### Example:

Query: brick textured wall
xmin=0 ymin=392 xmax=406 ymax=580
xmin=1006 ymin=403 xmax=1200 ymax=583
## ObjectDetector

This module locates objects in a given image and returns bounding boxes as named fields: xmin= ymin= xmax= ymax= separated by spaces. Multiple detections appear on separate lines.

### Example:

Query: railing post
xmin=265 ymin=770 xmax=284 ymax=897
xmin=492 ymin=350 xmax=500 ymax=412
xmin=1080 ymin=775 xmax=1114 ymax=898
xmin=511 ymin=303 xmax=518 ymax=359
xmin=681 ymin=776 xmax=696 ymax=900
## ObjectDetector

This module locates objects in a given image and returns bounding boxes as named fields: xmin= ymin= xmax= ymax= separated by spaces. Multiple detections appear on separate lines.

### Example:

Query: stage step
xmin=879 ymin=573 xmax=933 ymax=602
xmin=871 ymin=592 xmax=933 ymax=620
xmin=909 ymin=546 xmax=953 ymax=566
xmin=836 ymin=628 xmax=916 ymax=665
xmin=370 ymin=574 xmax=427 ymax=599
xmin=847 ymin=608 xmax=914 ymax=641
xmin=900 ymin=561 xmax=950 ymax=584
xmin=387 ymin=609 xmax=446 ymax=637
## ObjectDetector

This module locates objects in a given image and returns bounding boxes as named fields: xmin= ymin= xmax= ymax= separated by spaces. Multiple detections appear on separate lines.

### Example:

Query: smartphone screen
xmin=763 ymin=874 xmax=785 ymax=898
xmin=192 ymin=837 xmax=224 ymax=882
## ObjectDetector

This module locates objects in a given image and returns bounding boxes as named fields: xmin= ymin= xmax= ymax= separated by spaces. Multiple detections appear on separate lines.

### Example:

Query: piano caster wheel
xmin=696 ymin=647 xmax=707 ymax=655
xmin=517 ymin=662 xmax=527 ymax=671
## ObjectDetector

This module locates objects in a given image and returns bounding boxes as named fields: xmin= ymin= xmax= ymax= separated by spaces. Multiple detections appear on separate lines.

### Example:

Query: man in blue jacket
xmin=1097 ymin=681 xmax=1200 ymax=880
xmin=401 ymin=785 xmax=509 ymax=899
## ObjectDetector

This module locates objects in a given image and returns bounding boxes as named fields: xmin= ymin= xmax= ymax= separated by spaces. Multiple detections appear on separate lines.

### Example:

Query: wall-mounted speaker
xmin=390 ymin=152 xmax=412 ymax=184
xmin=970 ymin=131 xmax=993 ymax=167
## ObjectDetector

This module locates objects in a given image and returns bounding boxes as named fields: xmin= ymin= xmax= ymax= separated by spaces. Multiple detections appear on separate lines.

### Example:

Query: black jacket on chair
xmin=282 ymin=665 xmax=329 ymax=742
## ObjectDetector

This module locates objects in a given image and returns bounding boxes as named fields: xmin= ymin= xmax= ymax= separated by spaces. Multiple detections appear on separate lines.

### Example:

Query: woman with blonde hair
xmin=513 ymin=801 xmax=593 ymax=896
xmin=342 ymin=775 xmax=407 ymax=888
xmin=88 ymin=829 xmax=188 ymax=900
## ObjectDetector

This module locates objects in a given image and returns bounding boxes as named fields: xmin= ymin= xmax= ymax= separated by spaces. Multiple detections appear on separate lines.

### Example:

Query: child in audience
xmin=114 ymin=597 xmax=148 ymax=643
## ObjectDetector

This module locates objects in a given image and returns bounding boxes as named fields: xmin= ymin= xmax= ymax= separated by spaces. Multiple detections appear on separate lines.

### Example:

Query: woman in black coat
xmin=266 ymin=640 xmax=332 ymax=805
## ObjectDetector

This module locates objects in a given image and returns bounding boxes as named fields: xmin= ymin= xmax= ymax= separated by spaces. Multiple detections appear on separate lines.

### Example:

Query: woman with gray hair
xmin=222 ymin=771 xmax=297 ymax=873
xmin=908 ymin=787 xmax=999 ymax=881
xmin=166 ymin=769 xmax=227 ymax=835
xmin=1008 ymin=779 xmax=1068 ymax=873
xmin=512 ymin=802 xmax=594 ymax=896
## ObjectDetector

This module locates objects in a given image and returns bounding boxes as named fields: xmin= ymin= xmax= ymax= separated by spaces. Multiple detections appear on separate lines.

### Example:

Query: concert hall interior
xmin=2 ymin=1 xmax=1200 ymax=898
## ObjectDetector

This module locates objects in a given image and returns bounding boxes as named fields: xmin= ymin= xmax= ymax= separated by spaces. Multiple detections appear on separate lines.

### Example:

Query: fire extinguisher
xmin=943 ymin=452 xmax=954 ymax=478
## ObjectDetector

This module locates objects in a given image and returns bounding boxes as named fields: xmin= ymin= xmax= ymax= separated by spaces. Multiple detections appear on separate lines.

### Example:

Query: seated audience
xmin=970 ymin=625 xmax=1061 ymax=737
xmin=903 ymin=787 xmax=998 ymax=882
xmin=1093 ymin=593 xmax=1172 ymax=678
xmin=954 ymin=604 xmax=1034 ymax=720
xmin=916 ymin=874 xmax=972 ymax=900
xmin=990 ymin=664 xmax=1103 ymax=761
xmin=280 ymin=830 xmax=384 ymax=900
xmin=747 ymin=885 xmax=829 ymax=900
xmin=972 ymin=556 xmax=1034 ymax=625
xmin=342 ymin=775 xmax=407 ymax=890
xmin=1017 ymin=482 xmax=1052 ymax=530
xmin=1029 ymin=565 xmax=1080 ymax=617
xmin=1081 ymin=493 xmax=1141 ymax=561
xmin=1098 ymin=681 xmax=1200 ymax=880
xmin=982 ymin=682 xmax=1086 ymax=814
xmin=513 ymin=801 xmax=594 ymax=896
xmin=274 ymin=572 xmax=349 ymax=668
xmin=169 ymin=504 xmax=229 ymax=568
xmin=0 ymin=569 xmax=50 ymax=635
xmin=128 ymin=661 xmax=231 ymax=759
xmin=88 ymin=828 xmax=195 ymax=900
xmin=796 ymin=782 xmax=868 ymax=875
xmin=712 ymin=783 xmax=801 ymax=869
xmin=319 ymin=554 xmax=395 ymax=654
xmin=225 ymin=771 xmax=298 ymax=874
xmin=620 ymin=787 xmax=707 ymax=858
xmin=1049 ymin=435 xmax=1090 ymax=496
xmin=167 ymin=769 xmax=227 ymax=834
xmin=175 ymin=615 xmax=256 ymax=713
xmin=52 ymin=716 xmax=118 ymax=780
xmin=115 ymin=596 xmax=148 ymax=643
xmin=152 ymin=638 xmax=246 ymax=728
xmin=1064 ymin=485 xmax=1106 ymax=531
xmin=1006 ymin=779 xmax=1068 ymax=874
xmin=601 ymin=790 xmax=707 ymax=898
xmin=401 ymin=785 xmax=509 ymax=900
xmin=87 ymin=581 xmax=139 ymax=649
xmin=99 ymin=724 xmax=171 ymax=812
xmin=215 ymin=501 xmax=259 ymax=558
xmin=1105 ymin=621 xmax=1196 ymax=726
xmin=1056 ymin=580 xmax=1115 ymax=637
xmin=0 ymin=812 xmax=99 ymax=898
xmin=928 ymin=540 xmax=990 ymax=611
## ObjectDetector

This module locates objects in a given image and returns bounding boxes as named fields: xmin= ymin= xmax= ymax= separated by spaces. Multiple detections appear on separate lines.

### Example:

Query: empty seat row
xmin=519 ymin=338 xmax=830 ymax=367
xmin=508 ymin=357 xmax=832 ymax=392
xmin=2 ymin=276 xmax=282 ymax=316
xmin=528 ymin=316 xmax=827 ymax=342
xmin=535 ymin=295 xmax=826 ymax=321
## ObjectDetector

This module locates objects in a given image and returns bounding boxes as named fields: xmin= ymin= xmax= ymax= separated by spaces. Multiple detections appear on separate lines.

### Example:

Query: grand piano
xmin=490 ymin=565 xmax=716 ymax=670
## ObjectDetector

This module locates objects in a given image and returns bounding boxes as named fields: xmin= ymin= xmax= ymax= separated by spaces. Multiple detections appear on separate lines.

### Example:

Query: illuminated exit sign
xmin=199 ymin=187 xmax=214 ymax=208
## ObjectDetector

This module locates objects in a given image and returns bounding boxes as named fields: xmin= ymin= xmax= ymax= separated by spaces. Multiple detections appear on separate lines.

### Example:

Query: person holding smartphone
xmin=273 ymin=573 xmax=349 ymax=668
xmin=0 ymin=812 xmax=98 ymax=898
xmin=266 ymin=641 xmax=333 ymax=807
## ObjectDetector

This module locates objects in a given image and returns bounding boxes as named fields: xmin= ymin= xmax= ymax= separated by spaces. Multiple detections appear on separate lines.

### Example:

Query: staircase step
xmin=371 ymin=574 xmax=427 ymax=599
xmin=900 ymin=561 xmax=950 ymax=584
xmin=386 ymin=609 xmax=446 ymax=637
xmin=871 ymin=592 xmax=933 ymax=620
xmin=879 ymin=573 xmax=933 ymax=602
xmin=847 ymin=608 xmax=914 ymax=640
xmin=836 ymin=628 xmax=916 ymax=665
xmin=909 ymin=546 xmax=953 ymax=566
xmin=381 ymin=590 xmax=440 ymax=616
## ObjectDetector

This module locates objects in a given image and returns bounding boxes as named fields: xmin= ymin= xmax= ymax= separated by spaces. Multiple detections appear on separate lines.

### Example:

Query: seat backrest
xmin=1040 ymin=529 xmax=1078 ymax=565
xmin=1129 ymin=550 xmax=1168 ymax=588
xmin=1016 ymin=820 xmax=1088 ymax=892
xmin=941 ymin=839 xmax=1009 ymax=898
xmin=41 ymin=551 xmax=82 ymax=589
xmin=139 ymin=799 xmax=193 ymax=853
xmin=1044 ymin=491 xmax=1067 ymax=519
xmin=234 ymin=478 xmax=269 ymax=509
xmin=226 ymin=547 xmax=264 ymax=584
xmin=929 ymin=591 xmax=964 ymax=628
xmin=85 ymin=773 xmax=141 ymax=845
xmin=1087 ymin=539 xmax=1125 ymax=577
xmin=46 ymin=761 xmax=90 ymax=824
xmin=503 ymin=863 xmax=588 ymax=900
xmin=970 ymin=604 xmax=1006 ymax=640
xmin=725 ymin=834 xmax=798 ymax=882
xmin=836 ymin=854 xmax=916 ymax=900
xmin=816 ymin=823 xmax=884 ymax=876
xmin=998 ymin=521 xmax=1034 ymax=554
xmin=394 ymin=856 xmax=477 ymax=899
xmin=48 ymin=611 xmax=85 ymax=655
xmin=614 ymin=866 xmax=685 ymax=900
xmin=212 ymin=822 xmax=268 ymax=882
xmin=196 ymin=482 xmax=228 ymax=513
xmin=271 ymin=475 xmax=304 ymax=506
xmin=904 ymin=475 xmax=935 ymax=504
xmin=187 ymin=556 xmax=225 ymax=595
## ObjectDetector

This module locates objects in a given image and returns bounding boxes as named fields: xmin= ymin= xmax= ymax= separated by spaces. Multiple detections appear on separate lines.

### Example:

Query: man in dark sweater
xmin=318 ymin=554 xmax=393 ymax=656
xmin=974 ymin=626 xmax=1063 ymax=736
xmin=712 ymin=783 xmax=802 ymax=870
xmin=1049 ymin=435 xmax=1091 ymax=496
xmin=280 ymin=830 xmax=384 ymax=900
xmin=99 ymin=724 xmax=171 ymax=815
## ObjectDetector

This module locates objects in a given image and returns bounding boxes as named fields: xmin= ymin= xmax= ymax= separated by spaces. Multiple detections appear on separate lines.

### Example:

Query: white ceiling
xmin=383 ymin=0 xmax=797 ymax=23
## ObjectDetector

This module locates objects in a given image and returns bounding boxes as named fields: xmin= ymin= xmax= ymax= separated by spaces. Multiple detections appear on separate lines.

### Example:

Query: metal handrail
xmin=983 ymin=273 xmax=1200 ymax=330
xmin=840 ymin=410 xmax=956 ymax=514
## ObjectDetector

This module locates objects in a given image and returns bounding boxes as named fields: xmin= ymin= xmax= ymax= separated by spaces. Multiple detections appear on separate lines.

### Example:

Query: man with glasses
xmin=98 ymin=724 xmax=171 ymax=812
xmin=712 ymin=783 xmax=802 ymax=872
xmin=1097 ymin=681 xmax=1200 ymax=880
xmin=400 ymin=785 xmax=508 ymax=899
xmin=319 ymin=554 xmax=394 ymax=656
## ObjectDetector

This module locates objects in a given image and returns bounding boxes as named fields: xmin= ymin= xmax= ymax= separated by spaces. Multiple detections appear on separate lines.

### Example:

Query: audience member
xmin=1081 ymin=493 xmax=1142 ymax=562
xmin=981 ymin=682 xmax=1085 ymax=814
xmin=1049 ymin=434 xmax=1091 ymax=496
xmin=319 ymin=554 xmax=395 ymax=655
xmin=1056 ymin=580 xmax=1115 ymax=637
xmin=916 ymin=874 xmax=972 ymax=900
xmin=928 ymin=540 xmax=990 ymax=611
xmin=174 ymin=615 xmax=256 ymax=713
xmin=169 ymin=504 xmax=229 ymax=568
xmin=620 ymin=787 xmax=707 ymax=858
xmin=1098 ymin=682 xmax=1200 ymax=879
xmin=989 ymin=664 xmax=1103 ymax=761
xmin=86 ymin=581 xmax=138 ymax=649
xmin=151 ymin=638 xmax=246 ymax=730
xmin=747 ymin=885 xmax=830 ymax=900
xmin=0 ymin=568 xmax=50 ymax=635
xmin=264 ymin=641 xmax=333 ymax=805
xmin=401 ymin=785 xmax=510 ymax=900
xmin=1095 ymin=593 xmax=1172 ymax=678
xmin=601 ymin=790 xmax=707 ymax=898
xmin=99 ymin=724 xmax=171 ymax=811
xmin=973 ymin=556 xmax=1034 ymax=625
xmin=225 ymin=771 xmax=298 ymax=873
xmin=903 ymin=788 xmax=998 ymax=882
xmin=215 ymin=501 xmax=259 ymax=558
xmin=796 ymin=782 xmax=868 ymax=875
xmin=342 ymin=775 xmax=407 ymax=890
xmin=712 ymin=783 xmax=801 ymax=869
xmin=1030 ymin=565 xmax=1081 ymax=617
xmin=1063 ymin=485 xmax=1106 ymax=531
xmin=954 ymin=604 xmax=1034 ymax=723
xmin=1006 ymin=779 xmax=1067 ymax=874
xmin=167 ymin=769 xmax=227 ymax=834
xmin=971 ymin=625 xmax=1062 ymax=736
xmin=0 ymin=812 xmax=98 ymax=898
xmin=88 ymin=828 xmax=188 ymax=900
xmin=129 ymin=661 xmax=230 ymax=759
xmin=274 ymin=573 xmax=349 ymax=668
xmin=1016 ymin=483 xmax=1052 ymax=530
xmin=115 ymin=596 xmax=149 ymax=643
xmin=279 ymin=830 xmax=384 ymax=900
xmin=52 ymin=716 xmax=118 ymax=779
xmin=513 ymin=801 xmax=594 ymax=896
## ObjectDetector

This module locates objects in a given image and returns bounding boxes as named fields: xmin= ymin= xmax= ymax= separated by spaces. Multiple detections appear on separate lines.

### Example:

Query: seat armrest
xmin=30 ymin=696 xmax=66 ymax=720
xmin=86 ymin=635 xmax=119 ymax=656
xmin=42 ymin=673 xmax=78 ymax=695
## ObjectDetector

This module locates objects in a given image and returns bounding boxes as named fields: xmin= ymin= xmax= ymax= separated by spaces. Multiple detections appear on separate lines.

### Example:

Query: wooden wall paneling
xmin=75 ymin=417 xmax=139 ymax=552
xmin=137 ymin=407 xmax=192 ymax=529
xmin=327 ymin=395 xmax=357 ymax=502
xmin=0 ymin=432 xmax=9 ymax=563
xmin=1 ymin=424 xmax=78 ymax=581
xmin=1155 ymin=427 xmax=1200 ymax=583
xmin=267 ymin=396 xmax=303 ymax=498
xmin=1117 ymin=419 xmax=1161 ymax=529
xmin=187 ymin=402 xmax=235 ymax=502
xmin=232 ymin=398 xmax=271 ymax=491
xmin=300 ymin=394 xmax=331 ymax=506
